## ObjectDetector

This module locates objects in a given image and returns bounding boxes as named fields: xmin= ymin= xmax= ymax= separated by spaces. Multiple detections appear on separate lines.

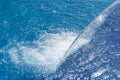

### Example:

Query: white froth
xmin=96 ymin=15 xmax=105 ymax=22
xmin=7 ymin=31 xmax=77 ymax=72
xmin=8 ymin=48 xmax=20 ymax=64
xmin=63 ymin=38 xmax=90 ymax=59
xmin=91 ymin=68 xmax=107 ymax=78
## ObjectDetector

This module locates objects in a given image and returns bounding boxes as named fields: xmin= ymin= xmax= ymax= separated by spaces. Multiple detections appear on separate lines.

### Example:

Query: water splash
xmin=2 ymin=31 xmax=77 ymax=74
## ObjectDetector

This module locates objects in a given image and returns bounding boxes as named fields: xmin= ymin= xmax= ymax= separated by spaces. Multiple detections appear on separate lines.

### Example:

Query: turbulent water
xmin=0 ymin=0 xmax=119 ymax=80
xmin=50 ymin=1 xmax=120 ymax=80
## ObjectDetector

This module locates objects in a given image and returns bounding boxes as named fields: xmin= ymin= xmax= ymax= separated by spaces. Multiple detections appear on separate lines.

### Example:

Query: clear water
xmin=0 ymin=0 xmax=117 ymax=80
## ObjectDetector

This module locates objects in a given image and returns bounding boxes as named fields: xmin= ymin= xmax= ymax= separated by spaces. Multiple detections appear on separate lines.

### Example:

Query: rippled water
xmin=0 ymin=0 xmax=118 ymax=80
xmin=49 ymin=1 xmax=120 ymax=80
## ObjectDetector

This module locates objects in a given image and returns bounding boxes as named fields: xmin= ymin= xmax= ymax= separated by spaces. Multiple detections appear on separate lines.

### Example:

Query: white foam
xmin=7 ymin=31 xmax=77 ymax=72
xmin=91 ymin=68 xmax=107 ymax=78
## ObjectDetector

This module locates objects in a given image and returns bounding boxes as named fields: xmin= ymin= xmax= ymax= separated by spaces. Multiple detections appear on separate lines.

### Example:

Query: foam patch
xmin=6 ymin=31 xmax=77 ymax=73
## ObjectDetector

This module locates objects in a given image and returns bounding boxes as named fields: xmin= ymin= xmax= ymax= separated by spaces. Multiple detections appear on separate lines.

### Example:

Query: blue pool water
xmin=0 ymin=0 xmax=119 ymax=80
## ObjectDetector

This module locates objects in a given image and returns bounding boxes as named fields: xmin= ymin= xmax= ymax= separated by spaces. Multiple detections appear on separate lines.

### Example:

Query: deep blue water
xmin=0 ymin=0 xmax=119 ymax=80
xmin=50 ymin=1 xmax=120 ymax=80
